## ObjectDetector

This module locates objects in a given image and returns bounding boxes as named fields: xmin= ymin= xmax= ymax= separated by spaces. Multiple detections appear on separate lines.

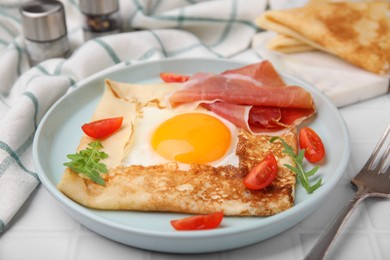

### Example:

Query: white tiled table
xmin=1 ymin=93 xmax=389 ymax=260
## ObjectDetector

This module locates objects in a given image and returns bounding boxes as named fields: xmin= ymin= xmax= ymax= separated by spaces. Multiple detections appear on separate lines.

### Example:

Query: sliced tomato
xmin=299 ymin=126 xmax=325 ymax=163
xmin=160 ymin=72 xmax=190 ymax=83
xmin=243 ymin=153 xmax=278 ymax=190
xmin=170 ymin=212 xmax=224 ymax=231
xmin=81 ymin=117 xmax=123 ymax=139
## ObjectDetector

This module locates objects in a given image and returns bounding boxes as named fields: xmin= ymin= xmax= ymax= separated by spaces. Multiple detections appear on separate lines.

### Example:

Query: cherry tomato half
xmin=81 ymin=117 xmax=123 ymax=139
xmin=160 ymin=72 xmax=190 ymax=83
xmin=170 ymin=212 xmax=224 ymax=231
xmin=299 ymin=126 xmax=325 ymax=163
xmin=243 ymin=153 xmax=278 ymax=190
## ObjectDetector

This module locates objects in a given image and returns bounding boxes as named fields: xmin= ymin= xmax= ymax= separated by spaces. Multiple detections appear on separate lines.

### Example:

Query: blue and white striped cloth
xmin=0 ymin=0 xmax=270 ymax=233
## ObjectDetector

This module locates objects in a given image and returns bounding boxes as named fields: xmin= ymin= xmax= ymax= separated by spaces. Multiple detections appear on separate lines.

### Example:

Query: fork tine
xmin=365 ymin=122 xmax=390 ymax=170
xmin=378 ymin=144 xmax=390 ymax=174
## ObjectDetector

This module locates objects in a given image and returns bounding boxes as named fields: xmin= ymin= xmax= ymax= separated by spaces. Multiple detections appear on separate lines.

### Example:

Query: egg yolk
xmin=151 ymin=113 xmax=231 ymax=164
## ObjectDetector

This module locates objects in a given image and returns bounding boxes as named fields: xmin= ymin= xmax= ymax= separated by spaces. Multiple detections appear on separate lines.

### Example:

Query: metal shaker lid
xmin=19 ymin=1 xmax=67 ymax=42
xmin=79 ymin=0 xmax=119 ymax=15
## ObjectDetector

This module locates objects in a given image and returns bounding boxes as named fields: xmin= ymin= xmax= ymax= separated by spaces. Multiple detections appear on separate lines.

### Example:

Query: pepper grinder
xmin=20 ymin=0 xmax=70 ymax=66
xmin=79 ymin=0 xmax=121 ymax=41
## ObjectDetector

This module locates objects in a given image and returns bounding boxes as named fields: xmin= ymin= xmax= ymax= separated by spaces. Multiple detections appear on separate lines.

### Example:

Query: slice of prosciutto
xmin=168 ymin=61 xmax=316 ymax=135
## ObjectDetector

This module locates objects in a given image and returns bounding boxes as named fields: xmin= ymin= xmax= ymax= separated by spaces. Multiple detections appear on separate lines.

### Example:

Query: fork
xmin=305 ymin=122 xmax=390 ymax=260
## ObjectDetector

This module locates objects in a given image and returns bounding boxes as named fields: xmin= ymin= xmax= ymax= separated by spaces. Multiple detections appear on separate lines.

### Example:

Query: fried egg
xmin=122 ymin=105 xmax=238 ymax=168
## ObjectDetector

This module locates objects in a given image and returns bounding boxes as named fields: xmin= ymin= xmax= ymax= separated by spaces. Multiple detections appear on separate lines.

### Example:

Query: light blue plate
xmin=33 ymin=58 xmax=350 ymax=253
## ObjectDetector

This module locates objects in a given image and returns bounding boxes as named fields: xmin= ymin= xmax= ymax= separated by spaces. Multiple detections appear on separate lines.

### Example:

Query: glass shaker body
xmin=25 ymin=36 xmax=70 ymax=66
xmin=82 ymin=11 xmax=121 ymax=40
xmin=79 ymin=0 xmax=121 ymax=41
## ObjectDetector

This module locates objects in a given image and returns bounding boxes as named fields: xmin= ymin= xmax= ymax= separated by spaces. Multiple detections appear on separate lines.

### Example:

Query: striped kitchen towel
xmin=0 ymin=0 xmax=267 ymax=232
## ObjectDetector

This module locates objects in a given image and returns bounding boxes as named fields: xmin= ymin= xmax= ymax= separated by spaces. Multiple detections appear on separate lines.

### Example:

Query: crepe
xmin=257 ymin=2 xmax=390 ymax=74
xmin=262 ymin=0 xmax=380 ymax=54
xmin=58 ymin=79 xmax=297 ymax=216
xmin=266 ymin=34 xmax=316 ymax=54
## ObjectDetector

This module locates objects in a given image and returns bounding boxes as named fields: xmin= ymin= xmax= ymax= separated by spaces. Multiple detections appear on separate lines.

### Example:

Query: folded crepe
xmin=267 ymin=34 xmax=316 ymax=54
xmin=257 ymin=2 xmax=390 ymax=75
xmin=58 ymin=77 xmax=298 ymax=216
xmin=306 ymin=0 xmax=374 ymax=4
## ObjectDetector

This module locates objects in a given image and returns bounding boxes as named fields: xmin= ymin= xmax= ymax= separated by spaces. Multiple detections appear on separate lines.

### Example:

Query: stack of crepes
xmin=256 ymin=0 xmax=390 ymax=75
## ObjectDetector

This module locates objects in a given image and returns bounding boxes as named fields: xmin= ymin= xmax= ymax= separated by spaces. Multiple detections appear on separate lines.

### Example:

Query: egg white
xmin=121 ymin=105 xmax=239 ymax=169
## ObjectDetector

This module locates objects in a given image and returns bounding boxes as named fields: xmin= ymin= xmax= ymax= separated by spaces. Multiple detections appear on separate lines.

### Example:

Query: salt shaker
xmin=20 ymin=0 xmax=70 ymax=66
xmin=79 ymin=0 xmax=121 ymax=41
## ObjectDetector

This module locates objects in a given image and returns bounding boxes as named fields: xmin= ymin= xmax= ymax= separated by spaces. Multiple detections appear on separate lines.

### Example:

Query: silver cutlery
xmin=305 ymin=122 xmax=390 ymax=259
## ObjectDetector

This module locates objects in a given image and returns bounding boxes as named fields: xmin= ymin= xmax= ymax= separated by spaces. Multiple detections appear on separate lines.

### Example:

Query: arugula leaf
xmin=63 ymin=140 xmax=108 ymax=185
xmin=270 ymin=136 xmax=322 ymax=194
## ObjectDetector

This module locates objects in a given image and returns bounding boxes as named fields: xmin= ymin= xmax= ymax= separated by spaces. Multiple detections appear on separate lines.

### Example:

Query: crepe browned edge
xmin=257 ymin=2 xmax=390 ymax=75
xmin=58 ymin=80 xmax=297 ymax=216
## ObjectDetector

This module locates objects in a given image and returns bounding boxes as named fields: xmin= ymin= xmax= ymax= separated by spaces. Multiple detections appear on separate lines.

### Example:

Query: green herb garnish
xmin=63 ymin=140 xmax=108 ymax=185
xmin=270 ymin=136 xmax=322 ymax=194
